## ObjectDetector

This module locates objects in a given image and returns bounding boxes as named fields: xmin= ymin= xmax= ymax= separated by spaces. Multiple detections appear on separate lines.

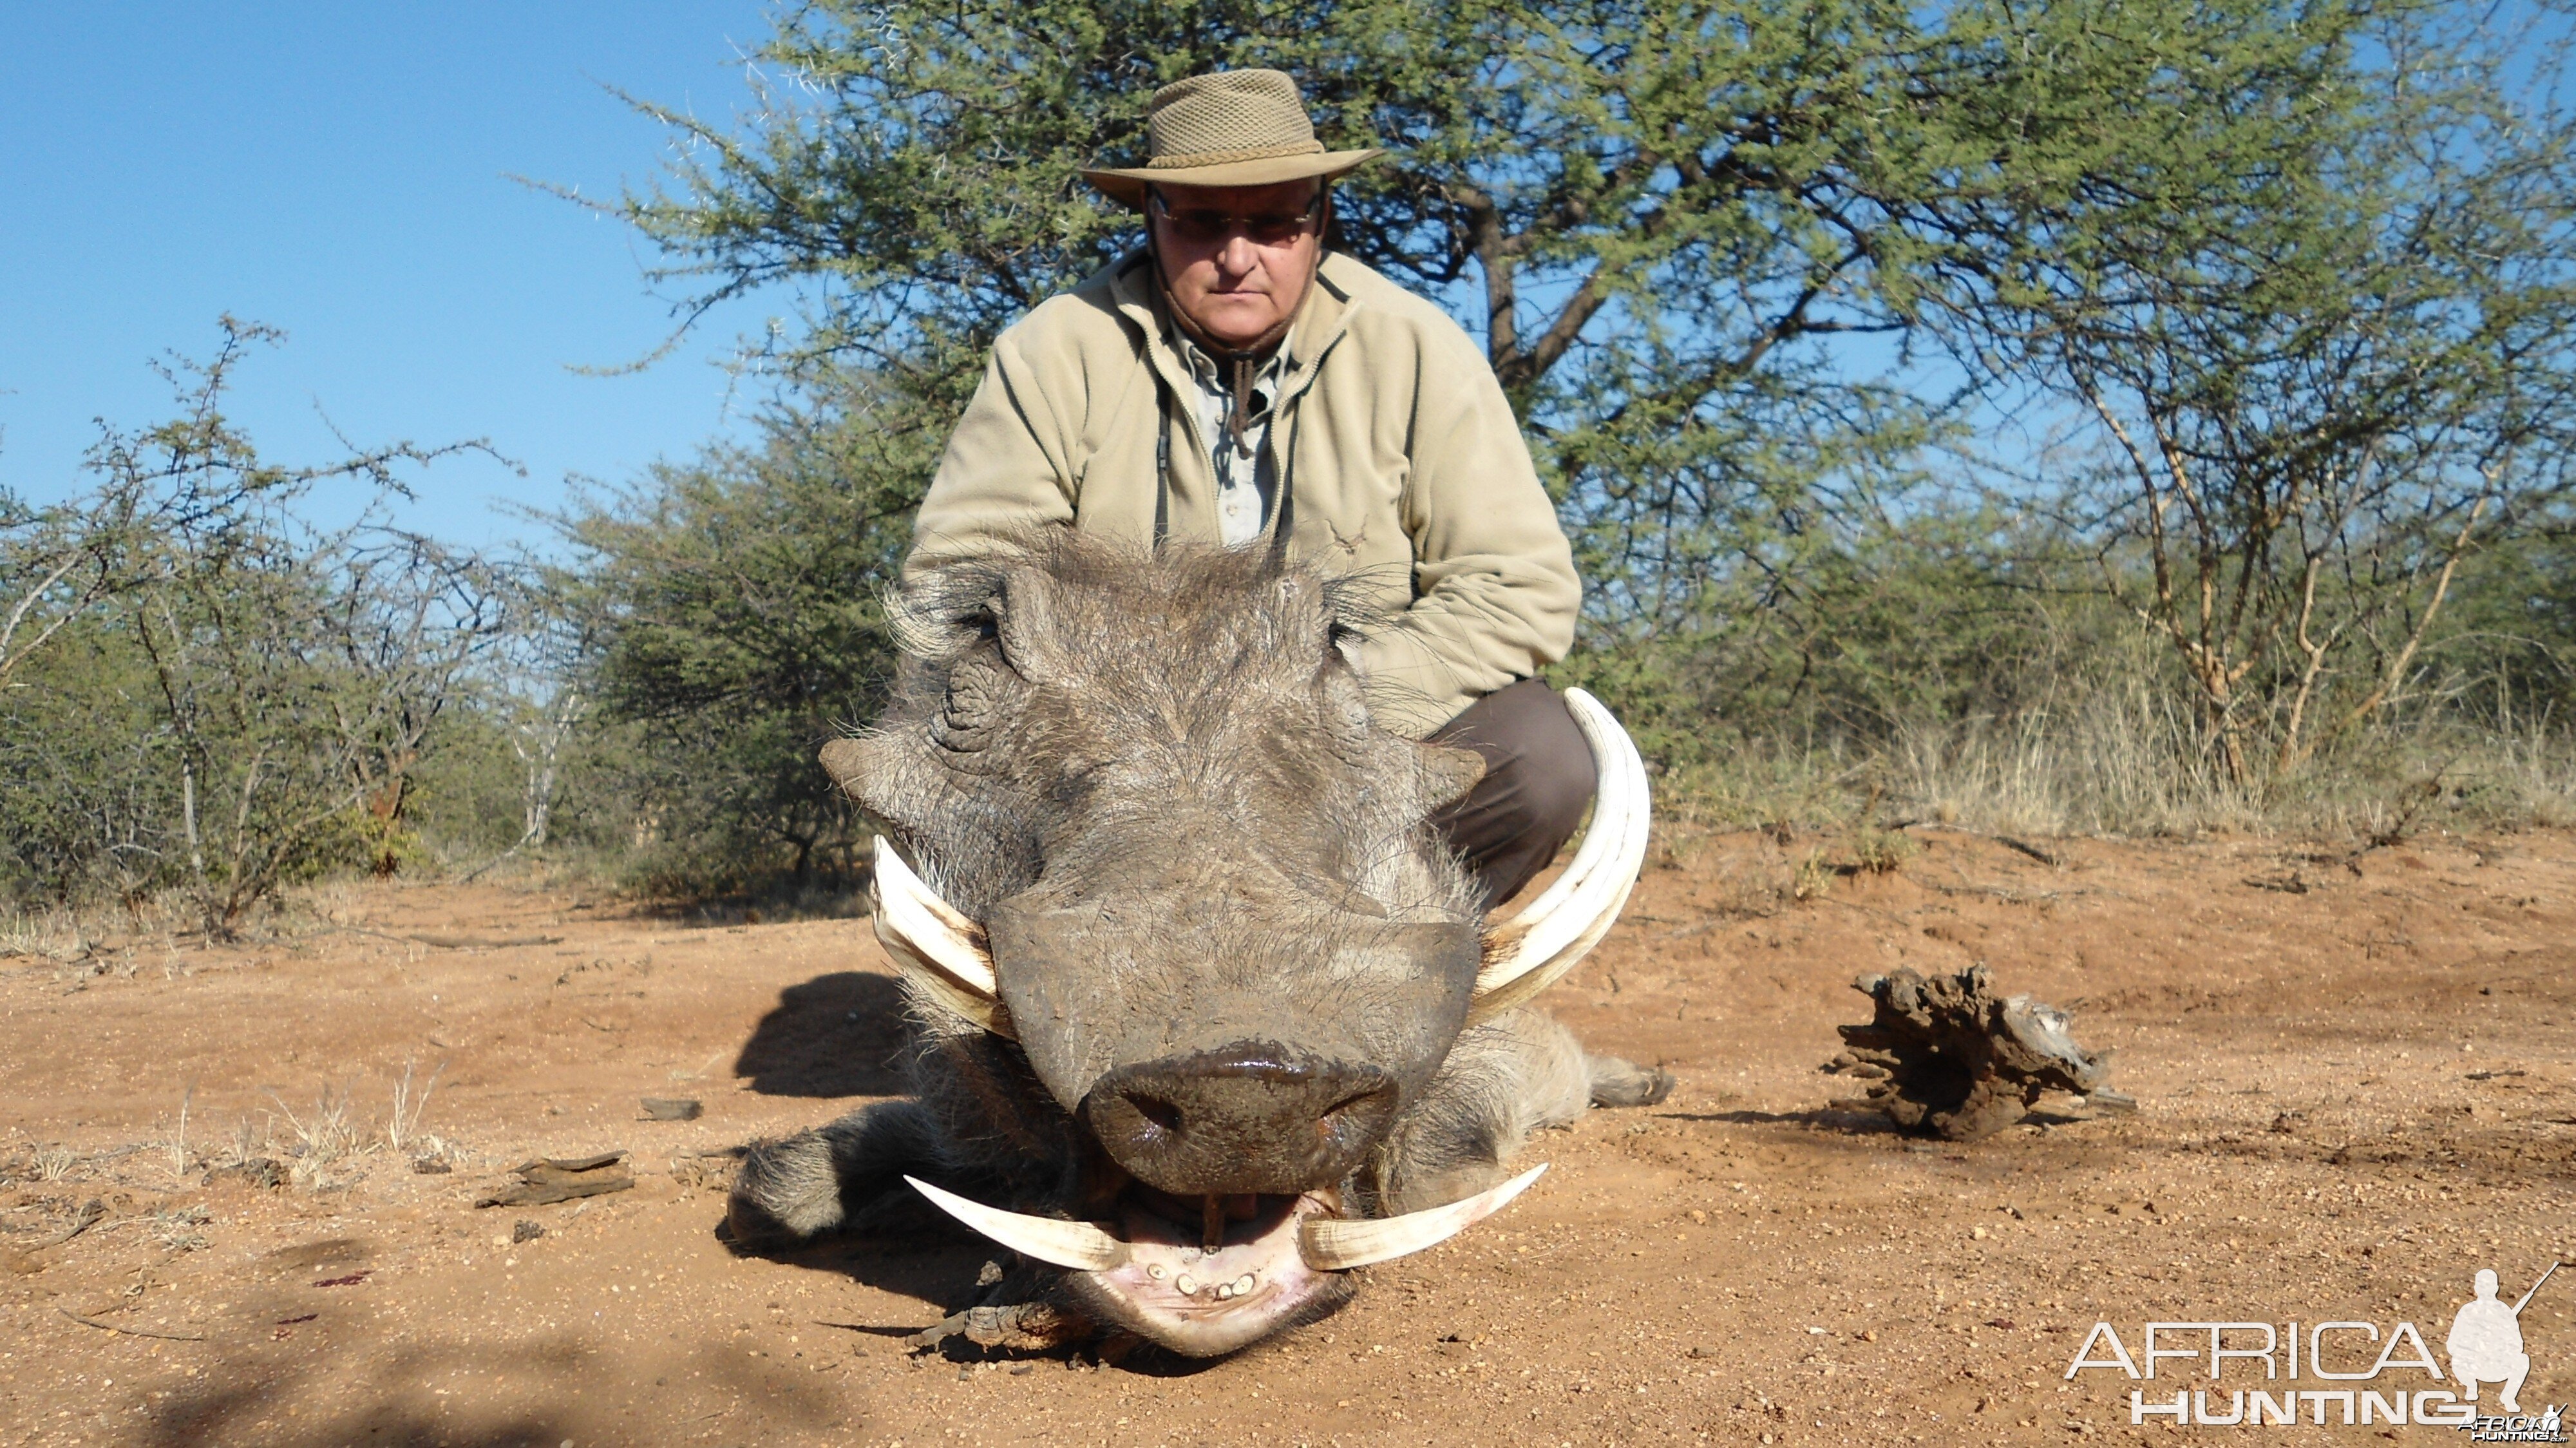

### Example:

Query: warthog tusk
xmin=1297 ymin=1163 xmax=1547 ymax=1272
xmin=1469 ymin=689 xmax=1651 ymax=1019
xmin=904 ymin=1176 xmax=1130 ymax=1273
xmin=871 ymin=839 xmax=1013 ymax=1038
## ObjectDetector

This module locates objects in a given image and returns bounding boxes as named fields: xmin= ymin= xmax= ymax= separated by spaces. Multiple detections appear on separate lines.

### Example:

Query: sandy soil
xmin=3 ymin=826 xmax=2571 ymax=1447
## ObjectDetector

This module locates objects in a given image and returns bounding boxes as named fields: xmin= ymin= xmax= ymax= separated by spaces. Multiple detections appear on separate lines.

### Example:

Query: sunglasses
xmin=1148 ymin=187 xmax=1325 ymax=246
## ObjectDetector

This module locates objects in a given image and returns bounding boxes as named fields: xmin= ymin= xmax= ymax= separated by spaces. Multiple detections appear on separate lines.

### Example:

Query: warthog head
xmin=811 ymin=536 xmax=1647 ymax=1355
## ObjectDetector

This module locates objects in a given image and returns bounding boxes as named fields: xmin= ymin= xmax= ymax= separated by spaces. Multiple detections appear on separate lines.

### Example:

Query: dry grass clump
xmin=1887 ymin=680 xmax=2254 ymax=837
xmin=266 ymin=1081 xmax=364 ymax=1189
xmin=0 ymin=906 xmax=86 ymax=962
xmin=214 ymin=1114 xmax=271 ymax=1172
xmin=1657 ymin=671 xmax=2576 ymax=847
xmin=234 ymin=1060 xmax=460 ymax=1188
xmin=0 ymin=894 xmax=209 ymax=965
xmin=384 ymin=1056 xmax=445 ymax=1156
xmin=149 ymin=1205 xmax=211 ymax=1252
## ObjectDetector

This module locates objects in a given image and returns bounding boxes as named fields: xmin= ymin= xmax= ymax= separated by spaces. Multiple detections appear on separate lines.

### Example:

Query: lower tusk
xmin=905 ymin=1176 xmax=1130 ymax=1273
xmin=1297 ymin=1163 xmax=1547 ymax=1272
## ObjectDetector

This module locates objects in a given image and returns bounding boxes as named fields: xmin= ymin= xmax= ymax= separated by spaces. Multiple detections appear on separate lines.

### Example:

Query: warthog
xmin=730 ymin=536 xmax=1666 ymax=1356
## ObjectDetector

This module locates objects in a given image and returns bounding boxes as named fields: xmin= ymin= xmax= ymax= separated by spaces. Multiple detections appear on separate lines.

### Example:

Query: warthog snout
xmin=1083 ymin=1043 xmax=1399 ymax=1196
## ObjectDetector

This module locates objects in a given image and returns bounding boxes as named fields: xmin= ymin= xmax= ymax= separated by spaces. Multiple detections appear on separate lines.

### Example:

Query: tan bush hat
xmin=1080 ymin=69 xmax=1383 ymax=208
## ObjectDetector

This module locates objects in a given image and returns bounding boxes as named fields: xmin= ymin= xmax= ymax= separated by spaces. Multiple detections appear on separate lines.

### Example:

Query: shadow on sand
xmin=1667 ymin=1107 xmax=1903 ymax=1136
xmin=731 ymin=970 xmax=911 ymax=1096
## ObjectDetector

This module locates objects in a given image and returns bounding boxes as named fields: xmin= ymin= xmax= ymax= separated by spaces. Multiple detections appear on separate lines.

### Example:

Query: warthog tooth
xmin=1215 ymin=1282 xmax=1233 ymax=1300
xmin=1232 ymin=1273 xmax=1255 ymax=1295
xmin=1176 ymin=1274 xmax=1198 ymax=1295
xmin=1470 ymin=690 xmax=1651 ymax=1020
xmin=902 ymin=1177 xmax=1127 ymax=1273
xmin=1147 ymin=1264 xmax=1168 ymax=1281
xmin=1298 ymin=1164 xmax=1549 ymax=1272
xmin=871 ymin=841 xmax=1014 ymax=1039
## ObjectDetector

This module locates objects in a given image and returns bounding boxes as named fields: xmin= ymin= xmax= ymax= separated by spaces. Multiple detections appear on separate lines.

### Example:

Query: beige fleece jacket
xmin=907 ymin=249 xmax=1580 ymax=738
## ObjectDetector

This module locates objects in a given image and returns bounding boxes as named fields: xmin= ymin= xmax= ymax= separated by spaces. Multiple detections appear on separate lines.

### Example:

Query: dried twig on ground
xmin=1994 ymin=836 xmax=2063 ymax=868
xmin=476 ymin=1151 xmax=632 ymax=1207
xmin=1900 ymin=822 xmax=2068 ymax=868
xmin=21 ymin=1199 xmax=105 ymax=1251
xmin=319 ymin=926 xmax=562 ymax=951
xmin=58 ymin=1308 xmax=205 ymax=1342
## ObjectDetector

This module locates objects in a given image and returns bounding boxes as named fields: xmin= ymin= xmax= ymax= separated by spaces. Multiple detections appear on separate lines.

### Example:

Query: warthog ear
xmin=1416 ymin=743 xmax=1485 ymax=812
xmin=988 ymin=564 xmax=1072 ymax=686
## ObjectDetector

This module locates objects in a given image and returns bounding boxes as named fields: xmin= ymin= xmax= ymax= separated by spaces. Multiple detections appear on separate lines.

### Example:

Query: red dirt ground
xmin=3 ymin=826 xmax=2571 ymax=1447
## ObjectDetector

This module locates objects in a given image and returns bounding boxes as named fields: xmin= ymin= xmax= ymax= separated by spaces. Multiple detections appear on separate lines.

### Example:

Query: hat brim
xmin=1079 ymin=148 xmax=1383 ymax=208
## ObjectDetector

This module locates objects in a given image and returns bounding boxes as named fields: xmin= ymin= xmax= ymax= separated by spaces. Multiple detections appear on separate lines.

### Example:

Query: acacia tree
xmin=0 ymin=321 xmax=507 ymax=926
xmin=1938 ymin=10 xmax=2576 ymax=783
xmin=613 ymin=0 xmax=2424 ymax=635
xmin=593 ymin=0 xmax=2576 ymax=816
xmin=1 ymin=490 xmax=122 ymax=692
xmin=545 ymin=378 xmax=929 ymax=886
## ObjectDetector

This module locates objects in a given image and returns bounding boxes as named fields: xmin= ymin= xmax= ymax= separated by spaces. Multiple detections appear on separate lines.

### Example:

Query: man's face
xmin=1148 ymin=180 xmax=1325 ymax=350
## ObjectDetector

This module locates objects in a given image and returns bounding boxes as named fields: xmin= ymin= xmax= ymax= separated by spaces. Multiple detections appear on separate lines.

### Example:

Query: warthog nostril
xmin=1132 ymin=1096 xmax=1183 ymax=1138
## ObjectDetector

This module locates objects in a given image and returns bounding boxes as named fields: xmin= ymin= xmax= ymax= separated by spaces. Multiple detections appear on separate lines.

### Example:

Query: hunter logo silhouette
xmin=2450 ymin=1262 xmax=2558 ymax=1415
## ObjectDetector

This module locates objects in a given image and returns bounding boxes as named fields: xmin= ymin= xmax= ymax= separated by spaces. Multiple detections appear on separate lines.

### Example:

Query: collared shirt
xmin=1171 ymin=330 xmax=1296 ymax=547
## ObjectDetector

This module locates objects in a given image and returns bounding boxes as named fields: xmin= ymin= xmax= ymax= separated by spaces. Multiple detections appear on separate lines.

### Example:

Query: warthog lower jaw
xmin=905 ymin=1169 xmax=1549 ymax=1357
xmin=1072 ymin=1189 xmax=1350 ymax=1356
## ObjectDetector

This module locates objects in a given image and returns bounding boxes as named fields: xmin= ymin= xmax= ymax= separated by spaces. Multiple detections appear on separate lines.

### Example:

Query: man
xmin=2448 ymin=1268 xmax=2533 ymax=1413
xmin=908 ymin=68 xmax=1589 ymax=905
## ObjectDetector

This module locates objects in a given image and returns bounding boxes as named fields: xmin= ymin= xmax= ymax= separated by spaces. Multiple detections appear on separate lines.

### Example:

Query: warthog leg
xmin=1589 ymin=1052 xmax=1677 ymax=1109
xmin=1369 ymin=1007 xmax=1671 ymax=1215
xmin=728 ymin=1098 xmax=951 ymax=1246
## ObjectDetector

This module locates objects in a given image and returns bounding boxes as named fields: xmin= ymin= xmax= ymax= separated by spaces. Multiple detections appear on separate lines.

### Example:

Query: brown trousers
xmin=1425 ymin=679 xmax=1598 ymax=908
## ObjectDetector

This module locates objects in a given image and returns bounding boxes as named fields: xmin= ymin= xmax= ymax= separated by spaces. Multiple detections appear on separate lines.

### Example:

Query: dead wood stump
xmin=1829 ymin=965 xmax=2121 ymax=1140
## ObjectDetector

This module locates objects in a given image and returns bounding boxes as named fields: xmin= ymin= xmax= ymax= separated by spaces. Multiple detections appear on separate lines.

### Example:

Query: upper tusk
xmin=905 ymin=1176 xmax=1130 ymax=1273
xmin=1469 ymin=689 xmax=1651 ymax=1019
xmin=1298 ymin=1163 xmax=1547 ymax=1272
xmin=871 ymin=839 xmax=1013 ymax=1038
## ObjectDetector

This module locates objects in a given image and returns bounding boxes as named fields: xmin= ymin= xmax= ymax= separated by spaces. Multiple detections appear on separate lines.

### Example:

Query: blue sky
xmin=1 ymin=4 xmax=779 ymax=548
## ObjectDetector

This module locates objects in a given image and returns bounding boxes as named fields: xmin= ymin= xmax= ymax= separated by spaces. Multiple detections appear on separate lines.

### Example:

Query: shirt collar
xmin=1170 ymin=327 xmax=1296 ymax=394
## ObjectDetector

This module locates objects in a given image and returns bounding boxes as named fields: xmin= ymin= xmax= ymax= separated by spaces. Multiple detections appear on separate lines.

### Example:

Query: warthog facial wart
xmin=726 ymin=537 xmax=1670 ymax=1356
